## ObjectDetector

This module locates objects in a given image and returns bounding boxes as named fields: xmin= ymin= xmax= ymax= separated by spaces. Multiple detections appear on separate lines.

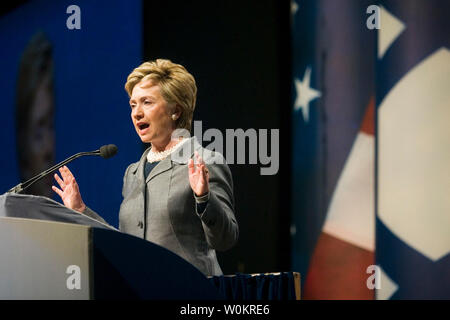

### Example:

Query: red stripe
xmin=360 ymin=96 xmax=375 ymax=136
xmin=303 ymin=233 xmax=374 ymax=300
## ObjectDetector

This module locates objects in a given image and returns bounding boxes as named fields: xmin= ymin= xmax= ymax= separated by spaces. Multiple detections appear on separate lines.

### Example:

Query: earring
xmin=172 ymin=114 xmax=177 ymax=120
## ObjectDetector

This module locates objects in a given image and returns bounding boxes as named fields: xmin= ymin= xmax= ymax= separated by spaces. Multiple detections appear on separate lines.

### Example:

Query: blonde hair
xmin=125 ymin=59 xmax=197 ymax=131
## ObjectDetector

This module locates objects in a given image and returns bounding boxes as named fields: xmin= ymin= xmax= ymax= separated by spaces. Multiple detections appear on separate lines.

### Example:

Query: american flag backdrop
xmin=291 ymin=0 xmax=450 ymax=299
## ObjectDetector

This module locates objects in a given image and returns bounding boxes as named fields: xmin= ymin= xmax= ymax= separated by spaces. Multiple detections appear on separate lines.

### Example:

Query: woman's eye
xmin=144 ymin=100 xmax=151 ymax=105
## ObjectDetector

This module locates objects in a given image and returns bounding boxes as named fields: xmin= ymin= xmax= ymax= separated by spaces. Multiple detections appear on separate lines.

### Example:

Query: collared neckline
xmin=131 ymin=136 xmax=201 ymax=176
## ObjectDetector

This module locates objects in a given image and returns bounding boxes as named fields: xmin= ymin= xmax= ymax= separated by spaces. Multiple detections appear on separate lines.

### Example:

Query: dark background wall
xmin=142 ymin=0 xmax=292 ymax=274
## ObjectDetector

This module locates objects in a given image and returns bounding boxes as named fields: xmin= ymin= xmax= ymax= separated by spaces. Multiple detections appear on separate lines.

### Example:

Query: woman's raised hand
xmin=188 ymin=151 xmax=210 ymax=197
xmin=52 ymin=166 xmax=86 ymax=213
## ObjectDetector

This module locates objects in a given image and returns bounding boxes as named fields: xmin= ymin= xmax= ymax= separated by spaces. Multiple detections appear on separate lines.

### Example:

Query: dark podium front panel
xmin=91 ymin=227 xmax=223 ymax=299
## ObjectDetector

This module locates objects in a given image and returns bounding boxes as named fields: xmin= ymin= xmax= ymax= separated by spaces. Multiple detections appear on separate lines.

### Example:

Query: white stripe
xmin=323 ymin=132 xmax=375 ymax=251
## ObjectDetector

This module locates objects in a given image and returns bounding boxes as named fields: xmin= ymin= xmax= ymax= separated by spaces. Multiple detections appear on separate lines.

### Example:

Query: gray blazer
xmin=84 ymin=136 xmax=238 ymax=276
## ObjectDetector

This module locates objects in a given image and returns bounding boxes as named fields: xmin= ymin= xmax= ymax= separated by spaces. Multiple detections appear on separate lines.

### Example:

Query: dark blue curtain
xmin=208 ymin=272 xmax=297 ymax=300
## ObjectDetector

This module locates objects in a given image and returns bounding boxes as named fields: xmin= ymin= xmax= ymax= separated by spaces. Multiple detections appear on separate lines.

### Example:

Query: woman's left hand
xmin=188 ymin=151 xmax=210 ymax=197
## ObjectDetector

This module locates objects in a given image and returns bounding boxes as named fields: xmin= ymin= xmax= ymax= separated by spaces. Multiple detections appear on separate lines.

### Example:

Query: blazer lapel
xmin=131 ymin=146 xmax=150 ymax=185
xmin=130 ymin=145 xmax=175 ymax=184
xmin=145 ymin=136 xmax=201 ymax=182
xmin=146 ymin=157 xmax=172 ymax=183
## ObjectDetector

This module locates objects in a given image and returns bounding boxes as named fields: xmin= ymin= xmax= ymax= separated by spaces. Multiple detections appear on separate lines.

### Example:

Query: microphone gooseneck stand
xmin=7 ymin=144 xmax=117 ymax=194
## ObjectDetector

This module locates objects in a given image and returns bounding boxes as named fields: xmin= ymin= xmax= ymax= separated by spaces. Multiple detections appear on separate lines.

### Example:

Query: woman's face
xmin=129 ymin=80 xmax=175 ymax=145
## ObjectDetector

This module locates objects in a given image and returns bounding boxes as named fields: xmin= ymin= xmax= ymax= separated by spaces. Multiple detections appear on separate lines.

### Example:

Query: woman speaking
xmin=52 ymin=59 xmax=239 ymax=276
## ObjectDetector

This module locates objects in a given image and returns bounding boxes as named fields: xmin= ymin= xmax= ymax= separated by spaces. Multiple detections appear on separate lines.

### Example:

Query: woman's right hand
xmin=52 ymin=166 xmax=86 ymax=213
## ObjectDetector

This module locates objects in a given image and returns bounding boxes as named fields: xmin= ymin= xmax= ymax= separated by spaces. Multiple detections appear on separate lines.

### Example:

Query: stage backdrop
xmin=0 ymin=0 xmax=142 ymax=227
xmin=291 ymin=0 xmax=450 ymax=299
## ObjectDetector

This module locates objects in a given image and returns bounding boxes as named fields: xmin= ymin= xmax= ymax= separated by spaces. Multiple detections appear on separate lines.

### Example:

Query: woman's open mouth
xmin=137 ymin=122 xmax=150 ymax=135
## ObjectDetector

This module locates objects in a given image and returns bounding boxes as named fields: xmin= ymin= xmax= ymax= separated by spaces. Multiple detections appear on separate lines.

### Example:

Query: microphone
xmin=7 ymin=144 xmax=118 ymax=194
xmin=99 ymin=144 xmax=118 ymax=159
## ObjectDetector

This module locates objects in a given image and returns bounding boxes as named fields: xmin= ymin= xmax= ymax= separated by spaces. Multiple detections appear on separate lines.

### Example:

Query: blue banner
xmin=0 ymin=0 xmax=142 ymax=227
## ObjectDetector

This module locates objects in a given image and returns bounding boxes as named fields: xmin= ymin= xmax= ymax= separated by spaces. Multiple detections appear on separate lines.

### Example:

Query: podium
xmin=0 ymin=193 xmax=222 ymax=299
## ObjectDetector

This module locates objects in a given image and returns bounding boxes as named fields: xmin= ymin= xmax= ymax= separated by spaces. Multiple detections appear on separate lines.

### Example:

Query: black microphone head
xmin=99 ymin=144 xmax=118 ymax=159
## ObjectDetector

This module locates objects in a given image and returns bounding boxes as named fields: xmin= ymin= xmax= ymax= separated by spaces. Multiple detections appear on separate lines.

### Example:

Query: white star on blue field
xmin=294 ymin=66 xmax=321 ymax=122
